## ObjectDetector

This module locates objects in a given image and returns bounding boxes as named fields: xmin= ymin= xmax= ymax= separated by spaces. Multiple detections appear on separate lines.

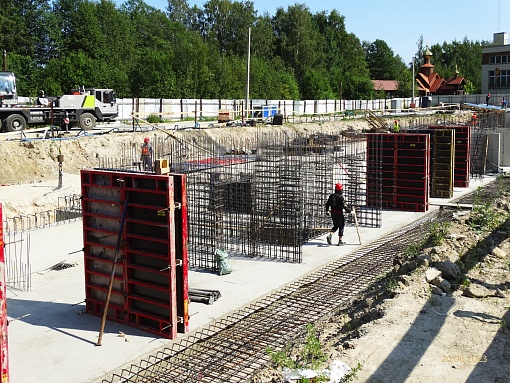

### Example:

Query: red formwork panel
xmin=367 ymin=133 xmax=429 ymax=212
xmin=80 ymin=170 xmax=189 ymax=339
xmin=0 ymin=205 xmax=9 ymax=383
xmin=171 ymin=174 xmax=189 ymax=334
xmin=429 ymin=125 xmax=470 ymax=187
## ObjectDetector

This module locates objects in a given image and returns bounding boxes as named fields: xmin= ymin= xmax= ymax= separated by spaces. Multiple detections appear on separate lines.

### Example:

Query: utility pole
xmin=3 ymin=50 xmax=6 ymax=71
xmin=245 ymin=27 xmax=251 ymax=120
xmin=412 ymin=57 xmax=415 ymax=107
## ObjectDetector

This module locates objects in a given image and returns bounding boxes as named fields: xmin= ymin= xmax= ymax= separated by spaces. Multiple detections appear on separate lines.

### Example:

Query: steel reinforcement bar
xmin=102 ymin=209 xmax=444 ymax=383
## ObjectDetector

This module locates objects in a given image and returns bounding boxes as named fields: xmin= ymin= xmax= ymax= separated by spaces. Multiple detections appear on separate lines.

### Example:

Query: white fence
xmin=116 ymin=94 xmax=510 ymax=122
xmin=116 ymin=97 xmax=414 ymax=122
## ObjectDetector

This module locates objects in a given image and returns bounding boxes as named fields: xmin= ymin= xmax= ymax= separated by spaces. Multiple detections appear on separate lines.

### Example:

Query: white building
xmin=481 ymin=32 xmax=510 ymax=100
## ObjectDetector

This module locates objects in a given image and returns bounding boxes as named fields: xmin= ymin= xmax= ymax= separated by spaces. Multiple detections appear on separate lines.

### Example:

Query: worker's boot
xmin=326 ymin=234 xmax=332 ymax=245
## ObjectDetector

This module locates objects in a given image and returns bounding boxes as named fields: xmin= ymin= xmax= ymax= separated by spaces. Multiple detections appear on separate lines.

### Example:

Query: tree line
xmin=0 ymin=0 xmax=485 ymax=99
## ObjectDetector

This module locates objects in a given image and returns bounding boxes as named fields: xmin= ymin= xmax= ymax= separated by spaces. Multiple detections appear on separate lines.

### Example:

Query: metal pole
xmin=96 ymin=189 xmax=128 ymax=346
xmin=412 ymin=57 xmax=415 ymax=107
xmin=245 ymin=27 xmax=251 ymax=120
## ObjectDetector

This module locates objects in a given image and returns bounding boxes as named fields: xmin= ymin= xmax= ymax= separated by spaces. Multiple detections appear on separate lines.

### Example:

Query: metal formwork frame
xmin=367 ymin=133 xmax=430 ymax=212
xmin=405 ymin=128 xmax=455 ymax=198
xmin=429 ymin=125 xmax=471 ymax=187
xmin=81 ymin=170 xmax=188 ymax=339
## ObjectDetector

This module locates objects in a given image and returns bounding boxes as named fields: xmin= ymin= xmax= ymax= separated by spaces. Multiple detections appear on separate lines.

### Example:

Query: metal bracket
xmin=157 ymin=207 xmax=170 ymax=216
xmin=158 ymin=203 xmax=180 ymax=215
xmin=160 ymin=260 xmax=182 ymax=271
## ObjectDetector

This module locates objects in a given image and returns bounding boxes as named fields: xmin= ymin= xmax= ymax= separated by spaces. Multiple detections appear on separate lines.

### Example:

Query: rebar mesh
xmin=3 ymin=231 xmax=31 ymax=291
xmin=101 ymin=207 xmax=443 ymax=383
xmin=3 ymin=193 xmax=82 ymax=234
xmin=96 ymin=128 xmax=382 ymax=270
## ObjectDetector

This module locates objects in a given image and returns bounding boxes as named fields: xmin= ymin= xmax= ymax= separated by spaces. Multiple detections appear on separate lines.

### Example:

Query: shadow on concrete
xmin=7 ymin=298 xmax=153 ymax=344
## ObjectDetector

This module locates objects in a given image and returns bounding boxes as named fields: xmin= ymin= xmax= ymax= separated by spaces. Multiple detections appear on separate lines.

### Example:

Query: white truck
xmin=0 ymin=72 xmax=119 ymax=132
xmin=0 ymin=71 xmax=17 ymax=106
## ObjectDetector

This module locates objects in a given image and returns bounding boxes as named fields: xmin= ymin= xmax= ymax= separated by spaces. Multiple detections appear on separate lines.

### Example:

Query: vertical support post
xmin=0 ymin=204 xmax=9 ymax=383
xmin=245 ymin=27 xmax=251 ymax=120
xmin=132 ymin=98 xmax=135 ymax=132
xmin=194 ymin=100 xmax=198 ymax=128
xmin=412 ymin=57 xmax=415 ymax=107
xmin=57 ymin=152 xmax=64 ymax=189
xmin=63 ymin=111 xmax=69 ymax=133
xmin=96 ymin=188 xmax=128 ymax=346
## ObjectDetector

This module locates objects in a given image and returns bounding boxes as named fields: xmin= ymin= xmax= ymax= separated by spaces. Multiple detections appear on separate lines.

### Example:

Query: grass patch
xmin=469 ymin=188 xmax=501 ymax=231
xmin=343 ymin=362 xmax=363 ymax=382
xmin=267 ymin=323 xmax=327 ymax=374
xmin=426 ymin=221 xmax=451 ymax=246
xmin=384 ymin=277 xmax=398 ymax=293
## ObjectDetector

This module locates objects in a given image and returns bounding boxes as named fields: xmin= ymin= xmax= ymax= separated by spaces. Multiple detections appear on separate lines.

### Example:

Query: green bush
xmin=146 ymin=114 xmax=164 ymax=124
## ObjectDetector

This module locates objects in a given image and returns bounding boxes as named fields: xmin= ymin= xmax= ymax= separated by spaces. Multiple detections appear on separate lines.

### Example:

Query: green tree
xmin=364 ymin=39 xmax=403 ymax=80
xmin=202 ymin=0 xmax=256 ymax=56
xmin=166 ymin=0 xmax=190 ymax=25
xmin=273 ymin=4 xmax=324 ymax=83
xmin=249 ymin=56 xmax=299 ymax=99
xmin=130 ymin=48 xmax=176 ymax=98
xmin=170 ymin=28 xmax=219 ymax=98
xmin=429 ymin=38 xmax=483 ymax=93
xmin=251 ymin=13 xmax=275 ymax=61
xmin=313 ymin=10 xmax=371 ymax=99
xmin=0 ymin=0 xmax=488 ymax=100
xmin=301 ymin=68 xmax=334 ymax=99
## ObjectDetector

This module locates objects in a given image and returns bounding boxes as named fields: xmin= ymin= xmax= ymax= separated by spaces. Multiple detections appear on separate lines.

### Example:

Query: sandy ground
xmin=340 ymin=287 xmax=510 ymax=382
xmin=0 ymin=173 xmax=82 ymax=218
xmin=254 ymin=178 xmax=510 ymax=383
xmin=1 ymin=120 xmax=509 ymax=383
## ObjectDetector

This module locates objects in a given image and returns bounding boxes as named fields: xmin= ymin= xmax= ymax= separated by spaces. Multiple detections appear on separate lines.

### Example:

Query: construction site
xmin=0 ymin=105 xmax=510 ymax=382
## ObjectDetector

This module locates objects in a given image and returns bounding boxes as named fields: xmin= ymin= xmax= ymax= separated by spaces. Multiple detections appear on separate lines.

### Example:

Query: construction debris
xmin=188 ymin=288 xmax=221 ymax=305
xmin=47 ymin=260 xmax=77 ymax=271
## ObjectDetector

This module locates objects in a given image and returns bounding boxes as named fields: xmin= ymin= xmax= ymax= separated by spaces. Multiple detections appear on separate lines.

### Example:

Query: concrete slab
xmin=3 ymin=176 xmax=496 ymax=383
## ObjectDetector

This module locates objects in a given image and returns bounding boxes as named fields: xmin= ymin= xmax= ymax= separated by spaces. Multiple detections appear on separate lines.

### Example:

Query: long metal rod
xmin=96 ymin=191 xmax=129 ymax=347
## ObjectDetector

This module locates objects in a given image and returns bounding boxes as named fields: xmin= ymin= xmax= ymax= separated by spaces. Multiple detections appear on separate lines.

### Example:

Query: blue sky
xmin=117 ymin=0 xmax=508 ymax=64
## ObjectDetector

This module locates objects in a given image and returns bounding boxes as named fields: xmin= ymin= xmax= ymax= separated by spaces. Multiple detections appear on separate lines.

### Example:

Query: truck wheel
xmin=4 ymin=114 xmax=27 ymax=132
xmin=79 ymin=113 xmax=96 ymax=130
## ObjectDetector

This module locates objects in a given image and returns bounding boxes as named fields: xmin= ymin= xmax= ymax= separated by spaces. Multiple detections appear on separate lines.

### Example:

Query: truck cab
xmin=0 ymin=86 xmax=118 ymax=132
xmin=0 ymin=71 xmax=17 ymax=106
xmin=62 ymin=87 xmax=118 ymax=123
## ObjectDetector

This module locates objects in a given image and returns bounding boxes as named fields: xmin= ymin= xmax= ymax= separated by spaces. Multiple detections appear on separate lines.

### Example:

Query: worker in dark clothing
xmin=325 ymin=183 xmax=351 ymax=245
xmin=141 ymin=137 xmax=153 ymax=171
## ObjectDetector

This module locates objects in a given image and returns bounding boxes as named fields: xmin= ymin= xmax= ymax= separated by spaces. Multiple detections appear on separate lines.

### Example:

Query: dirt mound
xmin=0 ymin=120 xmax=368 ymax=187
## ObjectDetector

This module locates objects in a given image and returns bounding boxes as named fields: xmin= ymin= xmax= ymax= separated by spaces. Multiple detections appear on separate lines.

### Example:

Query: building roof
xmin=445 ymin=76 xmax=466 ymax=85
xmin=371 ymin=80 xmax=398 ymax=91
xmin=429 ymin=73 xmax=444 ymax=92
xmin=415 ymin=63 xmax=465 ymax=95
xmin=415 ymin=72 xmax=444 ymax=93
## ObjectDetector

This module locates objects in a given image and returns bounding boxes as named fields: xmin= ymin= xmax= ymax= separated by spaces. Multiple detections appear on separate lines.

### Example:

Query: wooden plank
xmin=430 ymin=202 xmax=472 ymax=209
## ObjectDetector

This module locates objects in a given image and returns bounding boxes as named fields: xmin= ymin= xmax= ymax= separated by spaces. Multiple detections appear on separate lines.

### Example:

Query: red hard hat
xmin=335 ymin=183 xmax=343 ymax=191
xmin=144 ymin=137 xmax=149 ymax=142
